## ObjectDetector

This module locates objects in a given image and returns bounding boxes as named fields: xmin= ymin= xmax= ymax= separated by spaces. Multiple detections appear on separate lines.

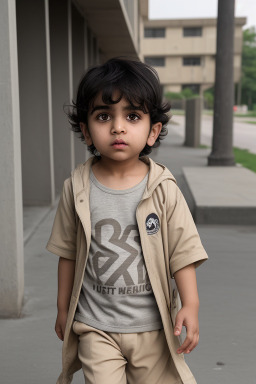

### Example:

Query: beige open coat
xmin=46 ymin=156 xmax=208 ymax=384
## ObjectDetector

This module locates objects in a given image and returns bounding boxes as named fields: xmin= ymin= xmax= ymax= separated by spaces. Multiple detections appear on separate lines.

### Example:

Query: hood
xmin=71 ymin=156 xmax=176 ymax=199
xmin=140 ymin=156 xmax=176 ymax=199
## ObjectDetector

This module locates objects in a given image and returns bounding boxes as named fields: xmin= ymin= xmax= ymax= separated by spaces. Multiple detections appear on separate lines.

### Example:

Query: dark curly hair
xmin=68 ymin=57 xmax=171 ymax=156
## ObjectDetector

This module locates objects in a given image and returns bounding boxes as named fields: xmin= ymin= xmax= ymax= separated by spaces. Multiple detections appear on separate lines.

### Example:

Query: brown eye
xmin=127 ymin=113 xmax=140 ymax=121
xmin=98 ymin=113 xmax=110 ymax=121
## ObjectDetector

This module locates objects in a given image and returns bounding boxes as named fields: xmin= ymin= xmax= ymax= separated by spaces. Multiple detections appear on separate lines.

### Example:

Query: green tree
xmin=241 ymin=27 xmax=256 ymax=110
xmin=164 ymin=87 xmax=199 ymax=101
xmin=204 ymin=87 xmax=214 ymax=109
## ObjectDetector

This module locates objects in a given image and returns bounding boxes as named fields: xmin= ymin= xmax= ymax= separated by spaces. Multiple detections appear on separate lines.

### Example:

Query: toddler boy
xmin=47 ymin=57 xmax=208 ymax=384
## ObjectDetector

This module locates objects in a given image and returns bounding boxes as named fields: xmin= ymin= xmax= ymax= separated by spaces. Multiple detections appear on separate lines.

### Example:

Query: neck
xmin=96 ymin=156 xmax=143 ymax=177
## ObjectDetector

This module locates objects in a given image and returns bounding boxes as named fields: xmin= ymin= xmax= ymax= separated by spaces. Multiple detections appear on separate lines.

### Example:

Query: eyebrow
xmin=90 ymin=104 xmax=144 ymax=115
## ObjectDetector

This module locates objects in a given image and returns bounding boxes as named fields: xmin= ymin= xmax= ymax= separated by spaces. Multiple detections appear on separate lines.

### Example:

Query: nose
xmin=111 ymin=118 xmax=126 ymax=134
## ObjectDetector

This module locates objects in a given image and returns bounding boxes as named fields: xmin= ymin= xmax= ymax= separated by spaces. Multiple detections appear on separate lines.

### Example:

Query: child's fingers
xmin=177 ymin=333 xmax=193 ymax=354
xmin=188 ymin=334 xmax=199 ymax=353
xmin=174 ymin=313 xmax=184 ymax=336
xmin=174 ymin=309 xmax=199 ymax=354
xmin=183 ymin=334 xmax=199 ymax=354
xmin=174 ymin=324 xmax=182 ymax=336
xmin=55 ymin=324 xmax=64 ymax=341
xmin=55 ymin=329 xmax=63 ymax=340
xmin=177 ymin=332 xmax=198 ymax=354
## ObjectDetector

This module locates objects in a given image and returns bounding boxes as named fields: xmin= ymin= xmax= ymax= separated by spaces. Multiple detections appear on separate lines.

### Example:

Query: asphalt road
xmin=171 ymin=114 xmax=256 ymax=154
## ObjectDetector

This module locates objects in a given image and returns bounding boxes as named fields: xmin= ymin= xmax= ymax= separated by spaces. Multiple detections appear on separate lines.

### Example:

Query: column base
xmin=208 ymin=153 xmax=236 ymax=166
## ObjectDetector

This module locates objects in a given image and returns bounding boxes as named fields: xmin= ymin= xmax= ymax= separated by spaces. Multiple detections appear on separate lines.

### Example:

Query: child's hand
xmin=174 ymin=305 xmax=199 ymax=354
xmin=55 ymin=311 xmax=68 ymax=341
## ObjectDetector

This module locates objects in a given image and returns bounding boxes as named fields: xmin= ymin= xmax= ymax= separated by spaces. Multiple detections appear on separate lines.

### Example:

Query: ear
xmin=80 ymin=123 xmax=92 ymax=146
xmin=147 ymin=122 xmax=162 ymax=147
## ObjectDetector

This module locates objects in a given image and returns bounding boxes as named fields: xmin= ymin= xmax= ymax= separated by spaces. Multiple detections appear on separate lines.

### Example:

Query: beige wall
xmin=142 ymin=26 xmax=216 ymax=56
xmin=0 ymin=0 xmax=24 ymax=317
xmin=0 ymin=0 xmax=142 ymax=317
xmin=142 ymin=24 xmax=243 ymax=56
xmin=156 ymin=56 xmax=215 ymax=86
xmin=156 ymin=54 xmax=240 ymax=89
xmin=141 ymin=17 xmax=246 ymax=93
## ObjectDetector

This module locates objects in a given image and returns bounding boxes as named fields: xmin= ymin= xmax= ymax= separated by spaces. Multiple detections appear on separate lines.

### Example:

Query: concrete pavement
xmin=169 ymin=115 xmax=256 ymax=225
xmin=0 ymin=125 xmax=256 ymax=384
xmin=183 ymin=166 xmax=256 ymax=225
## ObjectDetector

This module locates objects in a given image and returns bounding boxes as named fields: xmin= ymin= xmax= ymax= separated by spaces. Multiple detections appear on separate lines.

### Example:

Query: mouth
xmin=111 ymin=139 xmax=128 ymax=148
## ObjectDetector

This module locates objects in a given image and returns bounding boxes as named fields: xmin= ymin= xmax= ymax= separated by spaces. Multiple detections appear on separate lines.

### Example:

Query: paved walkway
xmin=1 ymin=125 xmax=256 ymax=384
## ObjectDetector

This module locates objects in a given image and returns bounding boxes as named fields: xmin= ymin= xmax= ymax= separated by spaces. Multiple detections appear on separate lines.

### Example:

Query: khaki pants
xmin=73 ymin=321 xmax=181 ymax=384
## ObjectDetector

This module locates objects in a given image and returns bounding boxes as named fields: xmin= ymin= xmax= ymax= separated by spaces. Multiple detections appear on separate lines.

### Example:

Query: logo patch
xmin=145 ymin=213 xmax=160 ymax=235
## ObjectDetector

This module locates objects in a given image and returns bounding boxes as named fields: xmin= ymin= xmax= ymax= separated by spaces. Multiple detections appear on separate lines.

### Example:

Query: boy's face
xmin=80 ymin=92 xmax=162 ymax=162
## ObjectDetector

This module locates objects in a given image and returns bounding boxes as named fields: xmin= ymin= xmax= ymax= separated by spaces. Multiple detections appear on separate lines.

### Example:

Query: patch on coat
xmin=145 ymin=213 xmax=160 ymax=235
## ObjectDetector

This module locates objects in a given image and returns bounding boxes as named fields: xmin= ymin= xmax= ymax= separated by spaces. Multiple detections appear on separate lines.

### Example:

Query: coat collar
xmin=71 ymin=156 xmax=177 ymax=201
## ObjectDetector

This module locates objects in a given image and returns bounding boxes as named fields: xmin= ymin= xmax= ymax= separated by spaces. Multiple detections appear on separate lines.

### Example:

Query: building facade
xmin=0 ymin=0 xmax=141 ymax=317
xmin=140 ymin=15 xmax=246 ymax=95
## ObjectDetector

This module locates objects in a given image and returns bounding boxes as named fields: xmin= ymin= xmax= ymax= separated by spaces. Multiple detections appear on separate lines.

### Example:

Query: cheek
xmin=90 ymin=130 xmax=106 ymax=148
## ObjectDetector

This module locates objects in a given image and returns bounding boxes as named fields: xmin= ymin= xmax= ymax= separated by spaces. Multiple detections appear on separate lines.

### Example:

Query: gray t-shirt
xmin=75 ymin=170 xmax=163 ymax=333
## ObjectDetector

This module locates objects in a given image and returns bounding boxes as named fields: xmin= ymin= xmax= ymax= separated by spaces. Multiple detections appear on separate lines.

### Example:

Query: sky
xmin=149 ymin=0 xmax=256 ymax=29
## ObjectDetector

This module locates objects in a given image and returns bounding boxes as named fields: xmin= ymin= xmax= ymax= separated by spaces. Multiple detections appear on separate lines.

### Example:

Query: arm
xmin=55 ymin=257 xmax=76 ymax=341
xmin=173 ymin=263 xmax=199 ymax=354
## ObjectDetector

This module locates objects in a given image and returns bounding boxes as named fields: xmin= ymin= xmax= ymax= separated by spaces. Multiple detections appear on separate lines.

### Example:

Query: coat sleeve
xmin=167 ymin=182 xmax=208 ymax=277
xmin=46 ymin=178 xmax=77 ymax=260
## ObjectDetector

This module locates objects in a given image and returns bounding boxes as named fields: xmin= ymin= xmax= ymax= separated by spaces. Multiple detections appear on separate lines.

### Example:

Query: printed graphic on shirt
xmin=88 ymin=218 xmax=152 ymax=296
xmin=145 ymin=213 xmax=160 ymax=235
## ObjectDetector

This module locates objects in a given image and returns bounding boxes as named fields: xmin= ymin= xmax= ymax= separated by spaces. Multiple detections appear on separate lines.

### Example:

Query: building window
xmin=183 ymin=57 xmax=201 ymax=66
xmin=144 ymin=28 xmax=166 ymax=38
xmin=183 ymin=27 xmax=202 ymax=37
xmin=145 ymin=57 xmax=165 ymax=67
xmin=182 ymin=84 xmax=200 ymax=94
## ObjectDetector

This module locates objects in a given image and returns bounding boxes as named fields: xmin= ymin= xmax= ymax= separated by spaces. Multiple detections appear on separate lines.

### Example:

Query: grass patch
xmin=203 ymin=110 xmax=213 ymax=116
xmin=198 ymin=145 xmax=256 ymax=173
xmin=233 ymin=147 xmax=256 ymax=173
xmin=171 ymin=109 xmax=185 ymax=116
xmin=243 ymin=121 xmax=256 ymax=125
xmin=234 ymin=112 xmax=256 ymax=118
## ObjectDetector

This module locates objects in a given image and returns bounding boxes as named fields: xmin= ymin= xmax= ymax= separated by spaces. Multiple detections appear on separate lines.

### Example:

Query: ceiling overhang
xmin=74 ymin=0 xmax=139 ymax=60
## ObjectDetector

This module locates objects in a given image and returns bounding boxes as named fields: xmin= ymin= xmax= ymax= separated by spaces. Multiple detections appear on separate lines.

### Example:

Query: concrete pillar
xmin=87 ymin=29 xmax=95 ymax=67
xmin=0 ymin=0 xmax=24 ymax=317
xmin=72 ymin=3 xmax=87 ymax=166
xmin=208 ymin=0 xmax=235 ymax=166
xmin=94 ymin=37 xmax=100 ymax=65
xmin=67 ymin=0 xmax=75 ymax=171
xmin=49 ymin=0 xmax=71 ymax=195
xmin=84 ymin=24 xmax=89 ymax=70
xmin=184 ymin=98 xmax=202 ymax=147
xmin=16 ymin=0 xmax=55 ymax=205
